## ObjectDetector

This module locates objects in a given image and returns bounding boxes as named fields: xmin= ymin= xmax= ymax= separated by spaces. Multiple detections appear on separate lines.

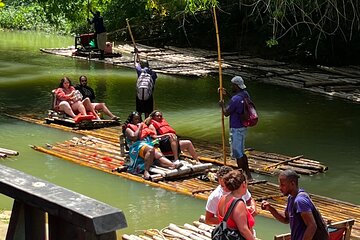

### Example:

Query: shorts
xmin=229 ymin=127 xmax=247 ymax=158
xmin=138 ymin=144 xmax=148 ymax=158
xmin=136 ymin=96 xmax=154 ymax=114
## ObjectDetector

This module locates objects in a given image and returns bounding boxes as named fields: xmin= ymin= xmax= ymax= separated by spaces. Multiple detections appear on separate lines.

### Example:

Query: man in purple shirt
xmin=261 ymin=170 xmax=329 ymax=240
xmin=220 ymin=75 xmax=253 ymax=180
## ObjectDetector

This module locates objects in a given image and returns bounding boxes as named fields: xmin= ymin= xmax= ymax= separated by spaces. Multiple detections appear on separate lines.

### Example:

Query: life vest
xmin=127 ymin=123 xmax=155 ymax=140
xmin=150 ymin=118 xmax=176 ymax=135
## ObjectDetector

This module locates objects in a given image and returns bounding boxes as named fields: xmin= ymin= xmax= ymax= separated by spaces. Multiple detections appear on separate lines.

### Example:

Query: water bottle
xmin=120 ymin=135 xmax=125 ymax=157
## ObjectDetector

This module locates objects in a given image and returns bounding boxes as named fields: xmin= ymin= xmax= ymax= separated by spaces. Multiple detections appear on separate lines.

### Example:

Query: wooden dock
xmin=40 ymin=44 xmax=360 ymax=103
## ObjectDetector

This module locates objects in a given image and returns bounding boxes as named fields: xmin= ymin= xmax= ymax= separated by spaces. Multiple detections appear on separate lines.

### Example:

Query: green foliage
xmin=0 ymin=2 xmax=72 ymax=33
xmin=185 ymin=0 xmax=218 ymax=13
xmin=266 ymin=38 xmax=278 ymax=48
xmin=238 ymin=0 xmax=360 ymax=54
xmin=0 ymin=0 xmax=359 ymax=64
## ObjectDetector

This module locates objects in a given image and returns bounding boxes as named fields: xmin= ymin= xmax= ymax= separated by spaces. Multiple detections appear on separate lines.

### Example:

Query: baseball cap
xmin=231 ymin=76 xmax=246 ymax=89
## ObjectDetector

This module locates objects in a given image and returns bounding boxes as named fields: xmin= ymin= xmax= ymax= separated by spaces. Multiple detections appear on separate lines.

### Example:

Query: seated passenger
xmin=54 ymin=76 xmax=99 ymax=119
xmin=146 ymin=110 xmax=199 ymax=162
xmin=75 ymin=75 xmax=120 ymax=121
xmin=123 ymin=112 xmax=182 ymax=180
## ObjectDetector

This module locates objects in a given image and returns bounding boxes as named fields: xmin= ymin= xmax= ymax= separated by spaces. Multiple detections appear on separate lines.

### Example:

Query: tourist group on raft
xmin=52 ymin=46 xmax=252 ymax=181
xmin=53 ymin=43 xmax=330 ymax=240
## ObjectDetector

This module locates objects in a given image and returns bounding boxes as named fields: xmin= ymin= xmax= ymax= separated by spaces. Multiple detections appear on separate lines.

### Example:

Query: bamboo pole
xmin=0 ymin=147 xmax=19 ymax=156
xmin=263 ymin=155 xmax=303 ymax=170
xmin=126 ymin=19 xmax=137 ymax=49
xmin=212 ymin=6 xmax=227 ymax=165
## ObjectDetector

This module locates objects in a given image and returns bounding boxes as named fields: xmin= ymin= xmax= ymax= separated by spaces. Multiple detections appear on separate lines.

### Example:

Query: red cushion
xmin=74 ymin=115 xmax=96 ymax=123
xmin=329 ymin=228 xmax=345 ymax=240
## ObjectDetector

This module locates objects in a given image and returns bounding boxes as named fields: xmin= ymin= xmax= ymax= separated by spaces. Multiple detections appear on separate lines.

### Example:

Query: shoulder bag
xmin=211 ymin=198 xmax=246 ymax=240
xmin=296 ymin=192 xmax=329 ymax=240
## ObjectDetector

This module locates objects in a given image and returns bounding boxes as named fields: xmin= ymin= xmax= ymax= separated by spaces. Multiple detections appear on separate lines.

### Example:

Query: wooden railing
xmin=0 ymin=164 xmax=127 ymax=240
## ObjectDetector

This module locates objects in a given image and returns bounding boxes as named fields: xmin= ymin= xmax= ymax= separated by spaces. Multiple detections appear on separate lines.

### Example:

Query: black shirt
xmin=75 ymin=85 xmax=96 ymax=102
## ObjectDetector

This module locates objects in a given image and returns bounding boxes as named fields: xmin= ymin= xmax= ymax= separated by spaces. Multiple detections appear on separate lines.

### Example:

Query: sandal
xmin=173 ymin=162 xmax=183 ymax=169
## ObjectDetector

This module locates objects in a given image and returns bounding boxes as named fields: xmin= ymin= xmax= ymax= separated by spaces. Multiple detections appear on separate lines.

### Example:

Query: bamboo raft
xmin=122 ymin=219 xmax=355 ymax=240
xmin=30 ymin=137 xmax=360 ymax=239
xmin=0 ymin=147 xmax=19 ymax=159
xmin=122 ymin=221 xmax=263 ymax=240
xmin=122 ymin=221 xmax=218 ymax=240
xmin=3 ymin=114 xmax=359 ymax=238
xmin=5 ymin=113 xmax=328 ymax=176
xmin=41 ymin=44 xmax=360 ymax=103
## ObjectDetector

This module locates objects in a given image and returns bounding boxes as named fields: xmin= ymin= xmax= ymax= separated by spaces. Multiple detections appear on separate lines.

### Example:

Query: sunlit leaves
xmin=0 ymin=0 xmax=4 ymax=8
xmin=266 ymin=38 xmax=278 ymax=48
xmin=185 ymin=0 xmax=218 ymax=13
xmin=145 ymin=0 xmax=168 ymax=16
xmin=143 ymin=0 xmax=218 ymax=16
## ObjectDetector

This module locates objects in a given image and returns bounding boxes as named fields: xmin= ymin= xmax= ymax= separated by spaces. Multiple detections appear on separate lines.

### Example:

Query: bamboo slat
xmin=0 ymin=147 xmax=19 ymax=156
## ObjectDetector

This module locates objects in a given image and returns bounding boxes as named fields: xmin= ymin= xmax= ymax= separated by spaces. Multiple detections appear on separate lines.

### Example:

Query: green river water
xmin=0 ymin=30 xmax=359 ymax=239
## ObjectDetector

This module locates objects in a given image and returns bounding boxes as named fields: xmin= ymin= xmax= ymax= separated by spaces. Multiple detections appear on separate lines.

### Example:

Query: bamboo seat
xmin=48 ymin=89 xmax=70 ymax=119
xmin=274 ymin=219 xmax=355 ymax=240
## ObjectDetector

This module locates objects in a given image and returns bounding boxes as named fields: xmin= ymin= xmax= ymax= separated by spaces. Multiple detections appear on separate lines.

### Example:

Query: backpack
xmin=240 ymin=97 xmax=258 ymax=127
xmin=136 ymin=71 xmax=153 ymax=101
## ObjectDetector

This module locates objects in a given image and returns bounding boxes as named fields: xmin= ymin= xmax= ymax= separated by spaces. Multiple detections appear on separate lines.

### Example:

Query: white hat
xmin=231 ymin=76 xmax=246 ymax=89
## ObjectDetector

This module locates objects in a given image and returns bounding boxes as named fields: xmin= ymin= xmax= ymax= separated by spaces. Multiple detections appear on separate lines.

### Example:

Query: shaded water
xmin=0 ymin=31 xmax=359 ymax=238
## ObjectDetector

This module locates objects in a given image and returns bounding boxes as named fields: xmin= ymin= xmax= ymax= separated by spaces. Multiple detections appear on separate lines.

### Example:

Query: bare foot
xmin=143 ymin=171 xmax=151 ymax=180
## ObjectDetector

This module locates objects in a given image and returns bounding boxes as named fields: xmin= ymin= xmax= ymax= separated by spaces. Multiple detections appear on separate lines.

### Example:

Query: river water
xmin=0 ymin=31 xmax=359 ymax=239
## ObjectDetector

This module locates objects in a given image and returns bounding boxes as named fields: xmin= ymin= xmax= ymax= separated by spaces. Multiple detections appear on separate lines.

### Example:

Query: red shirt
xmin=217 ymin=197 xmax=255 ymax=230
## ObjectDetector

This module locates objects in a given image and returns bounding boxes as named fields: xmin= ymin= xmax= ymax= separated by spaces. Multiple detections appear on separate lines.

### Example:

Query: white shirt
xmin=205 ymin=185 xmax=252 ymax=214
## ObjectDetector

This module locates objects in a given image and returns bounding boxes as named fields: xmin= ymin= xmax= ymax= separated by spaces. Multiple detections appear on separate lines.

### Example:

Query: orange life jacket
xmin=150 ymin=118 xmax=176 ymax=135
xmin=127 ymin=123 xmax=155 ymax=140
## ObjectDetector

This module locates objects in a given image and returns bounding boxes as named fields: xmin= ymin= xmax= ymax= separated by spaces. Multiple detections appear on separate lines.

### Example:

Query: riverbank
xmin=40 ymin=43 xmax=360 ymax=104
